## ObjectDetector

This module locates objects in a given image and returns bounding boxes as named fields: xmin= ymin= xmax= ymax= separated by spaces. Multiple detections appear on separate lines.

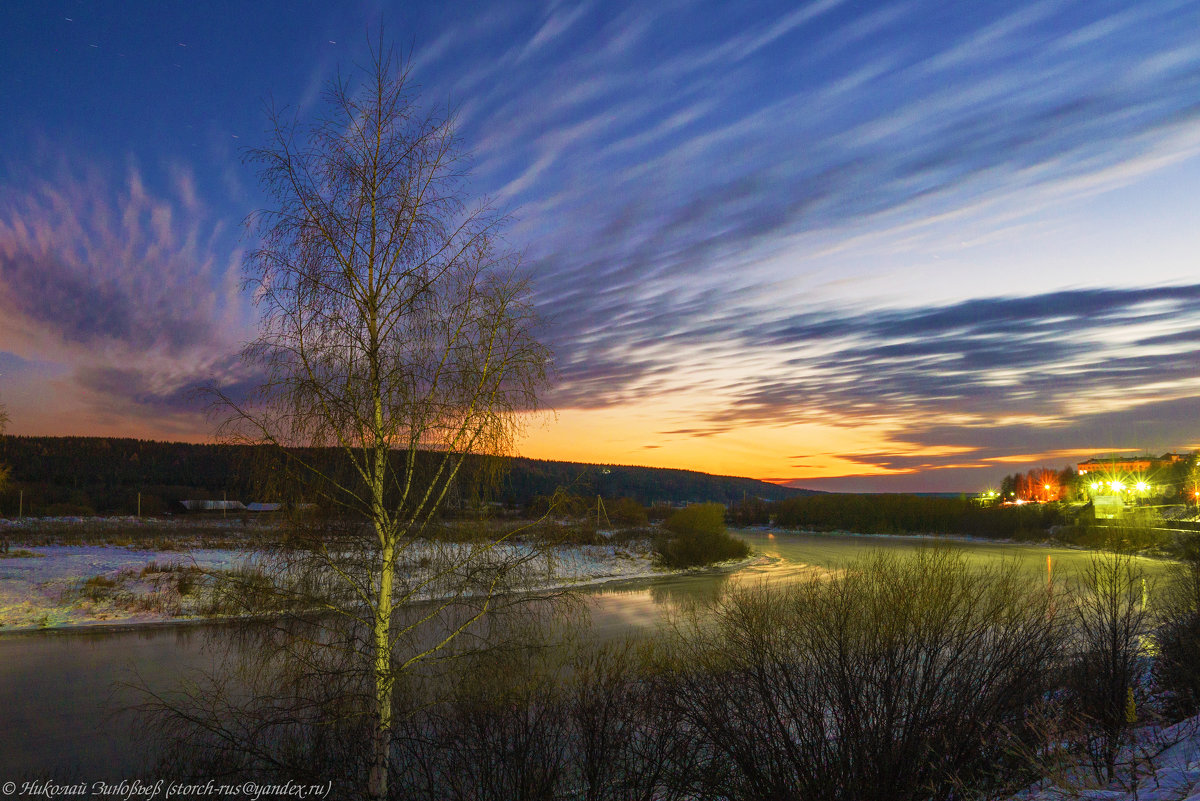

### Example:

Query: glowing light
xmin=1111 ymin=480 xmax=1125 ymax=492
xmin=1135 ymin=481 xmax=1148 ymax=492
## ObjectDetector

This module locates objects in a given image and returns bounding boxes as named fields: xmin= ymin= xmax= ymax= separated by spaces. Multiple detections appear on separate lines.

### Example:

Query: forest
xmin=0 ymin=436 xmax=807 ymax=517
xmin=772 ymin=493 xmax=1069 ymax=539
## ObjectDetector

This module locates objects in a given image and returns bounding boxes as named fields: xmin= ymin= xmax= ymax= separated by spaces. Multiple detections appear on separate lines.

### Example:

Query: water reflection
xmin=648 ymin=571 xmax=732 ymax=607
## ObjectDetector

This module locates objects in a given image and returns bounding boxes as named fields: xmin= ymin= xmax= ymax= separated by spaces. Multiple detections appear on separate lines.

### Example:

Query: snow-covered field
xmin=0 ymin=545 xmax=250 ymax=629
xmin=0 ymin=540 xmax=668 ymax=632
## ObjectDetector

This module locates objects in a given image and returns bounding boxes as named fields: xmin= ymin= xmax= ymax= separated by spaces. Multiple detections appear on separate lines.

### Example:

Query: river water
xmin=0 ymin=531 xmax=1175 ymax=779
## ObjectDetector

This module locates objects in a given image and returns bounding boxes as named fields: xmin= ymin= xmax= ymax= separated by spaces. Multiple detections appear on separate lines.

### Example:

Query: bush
xmin=660 ymin=550 xmax=1063 ymax=801
xmin=664 ymin=503 xmax=724 ymax=537
xmin=1065 ymin=552 xmax=1153 ymax=783
xmin=1153 ymin=551 xmax=1200 ymax=718
xmin=1154 ymin=610 xmax=1200 ymax=718
xmin=608 ymin=497 xmax=648 ymax=526
xmin=655 ymin=503 xmax=749 ymax=568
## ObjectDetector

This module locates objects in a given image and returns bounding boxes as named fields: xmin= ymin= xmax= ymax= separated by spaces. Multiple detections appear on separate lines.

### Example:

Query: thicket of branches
xmin=145 ymin=546 xmax=1200 ymax=800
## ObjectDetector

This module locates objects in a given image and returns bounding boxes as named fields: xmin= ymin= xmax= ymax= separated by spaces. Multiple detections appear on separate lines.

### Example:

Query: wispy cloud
xmin=4 ymin=0 xmax=1199 ymax=484
xmin=441 ymin=0 xmax=1200 ymax=459
xmin=0 ymin=157 xmax=251 ymax=430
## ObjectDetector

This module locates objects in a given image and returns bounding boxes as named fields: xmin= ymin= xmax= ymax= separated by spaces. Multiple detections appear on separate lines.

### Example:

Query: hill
xmin=0 ymin=436 xmax=812 ymax=516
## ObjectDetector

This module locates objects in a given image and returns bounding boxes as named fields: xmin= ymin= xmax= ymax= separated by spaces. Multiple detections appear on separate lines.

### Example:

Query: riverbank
xmin=765 ymin=526 xmax=1183 ymax=562
xmin=3 ymin=523 xmax=1170 ymax=635
xmin=0 ymin=539 xmax=696 ymax=633
xmin=1009 ymin=714 xmax=1200 ymax=801
xmin=0 ymin=539 xmax=762 ymax=634
xmin=766 ymin=525 xmax=1033 ymax=544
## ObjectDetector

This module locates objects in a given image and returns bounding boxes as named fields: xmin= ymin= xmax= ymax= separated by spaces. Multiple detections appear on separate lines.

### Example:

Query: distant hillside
xmin=496 ymin=456 xmax=814 ymax=507
xmin=0 ymin=436 xmax=813 ymax=516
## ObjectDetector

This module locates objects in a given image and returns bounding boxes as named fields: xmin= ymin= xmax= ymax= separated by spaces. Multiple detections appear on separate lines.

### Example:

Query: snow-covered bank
xmin=0 ymin=545 xmax=250 ymax=630
xmin=0 ymin=540 xmax=677 ymax=633
xmin=1012 ymin=716 xmax=1200 ymax=801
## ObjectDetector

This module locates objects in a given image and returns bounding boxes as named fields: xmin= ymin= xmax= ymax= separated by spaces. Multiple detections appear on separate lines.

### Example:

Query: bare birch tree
xmin=217 ymin=40 xmax=550 ymax=799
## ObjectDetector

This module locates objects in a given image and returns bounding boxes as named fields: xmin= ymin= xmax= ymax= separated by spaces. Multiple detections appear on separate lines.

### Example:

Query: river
xmin=0 ymin=531 xmax=1176 ymax=779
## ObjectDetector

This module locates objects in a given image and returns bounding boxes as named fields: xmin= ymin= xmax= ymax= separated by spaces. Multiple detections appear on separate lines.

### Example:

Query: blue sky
xmin=1 ymin=0 xmax=1199 ymax=490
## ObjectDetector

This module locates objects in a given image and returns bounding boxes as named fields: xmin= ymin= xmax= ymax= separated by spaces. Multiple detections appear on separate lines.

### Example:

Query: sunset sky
xmin=2 ymin=1 xmax=1199 ymax=491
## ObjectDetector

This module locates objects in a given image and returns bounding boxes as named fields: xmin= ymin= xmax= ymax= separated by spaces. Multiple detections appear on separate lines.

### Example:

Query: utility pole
xmin=18 ymin=489 xmax=22 ymax=519
xmin=595 ymin=495 xmax=610 ymax=530
xmin=137 ymin=492 xmax=141 ymax=518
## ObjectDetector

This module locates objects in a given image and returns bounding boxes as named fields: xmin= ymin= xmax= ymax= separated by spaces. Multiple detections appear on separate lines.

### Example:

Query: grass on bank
xmin=0 ymin=548 xmax=44 ymax=559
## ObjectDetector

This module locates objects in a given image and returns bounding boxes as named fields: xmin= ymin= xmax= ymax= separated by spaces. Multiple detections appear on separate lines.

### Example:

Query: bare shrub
xmin=388 ymin=631 xmax=695 ymax=801
xmin=1152 ymin=543 xmax=1200 ymax=718
xmin=395 ymin=639 xmax=571 ymax=801
xmin=658 ymin=549 xmax=1063 ymax=801
xmin=1063 ymin=551 xmax=1154 ymax=784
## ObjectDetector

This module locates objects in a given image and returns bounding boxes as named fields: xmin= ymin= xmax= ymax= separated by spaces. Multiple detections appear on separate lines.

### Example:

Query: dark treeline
xmin=773 ymin=493 xmax=1067 ymax=539
xmin=0 ymin=436 xmax=806 ymax=517
xmin=0 ymin=436 xmax=261 ymax=516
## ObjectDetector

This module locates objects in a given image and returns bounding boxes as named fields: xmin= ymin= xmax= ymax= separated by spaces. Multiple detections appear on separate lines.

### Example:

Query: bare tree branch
xmin=207 ymin=36 xmax=550 ymax=800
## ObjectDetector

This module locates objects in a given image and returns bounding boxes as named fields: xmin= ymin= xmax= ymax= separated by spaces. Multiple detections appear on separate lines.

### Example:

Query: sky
xmin=1 ymin=0 xmax=1199 ymax=492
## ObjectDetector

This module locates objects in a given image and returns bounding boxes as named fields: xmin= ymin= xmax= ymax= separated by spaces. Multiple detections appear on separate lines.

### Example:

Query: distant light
xmin=1090 ymin=483 xmax=1099 ymax=491
xmin=1135 ymin=481 xmax=1148 ymax=492
xmin=1111 ymin=481 xmax=1125 ymax=492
